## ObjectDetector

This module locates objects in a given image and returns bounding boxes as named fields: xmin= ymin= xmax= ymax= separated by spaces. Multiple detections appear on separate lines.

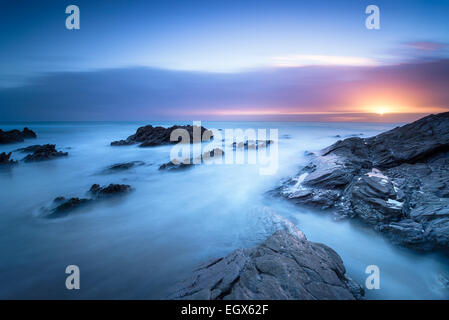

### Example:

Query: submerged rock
xmin=277 ymin=112 xmax=449 ymax=251
xmin=105 ymin=161 xmax=145 ymax=172
xmin=45 ymin=183 xmax=132 ymax=218
xmin=89 ymin=183 xmax=132 ymax=196
xmin=232 ymin=139 xmax=273 ymax=150
xmin=168 ymin=230 xmax=363 ymax=300
xmin=0 ymin=152 xmax=17 ymax=165
xmin=23 ymin=144 xmax=68 ymax=162
xmin=159 ymin=148 xmax=224 ymax=171
xmin=0 ymin=127 xmax=36 ymax=144
xmin=111 ymin=124 xmax=213 ymax=147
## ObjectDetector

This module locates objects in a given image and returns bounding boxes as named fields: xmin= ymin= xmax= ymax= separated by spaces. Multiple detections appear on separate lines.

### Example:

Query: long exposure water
xmin=1 ymin=121 xmax=448 ymax=299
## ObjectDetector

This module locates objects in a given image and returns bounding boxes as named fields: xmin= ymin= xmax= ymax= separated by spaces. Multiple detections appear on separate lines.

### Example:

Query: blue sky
xmin=0 ymin=0 xmax=448 ymax=121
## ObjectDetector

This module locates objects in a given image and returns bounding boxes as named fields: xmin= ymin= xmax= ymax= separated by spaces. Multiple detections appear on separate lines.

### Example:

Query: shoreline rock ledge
xmin=168 ymin=230 xmax=363 ymax=300
xmin=277 ymin=112 xmax=449 ymax=251
xmin=111 ymin=124 xmax=213 ymax=147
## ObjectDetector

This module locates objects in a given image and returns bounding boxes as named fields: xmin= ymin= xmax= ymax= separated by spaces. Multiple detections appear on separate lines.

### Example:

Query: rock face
xmin=0 ymin=128 xmax=36 ymax=144
xmin=23 ymin=144 xmax=68 ymax=162
xmin=168 ymin=230 xmax=363 ymax=300
xmin=0 ymin=152 xmax=17 ymax=165
xmin=46 ymin=184 xmax=132 ymax=218
xmin=278 ymin=112 xmax=449 ymax=251
xmin=111 ymin=125 xmax=213 ymax=147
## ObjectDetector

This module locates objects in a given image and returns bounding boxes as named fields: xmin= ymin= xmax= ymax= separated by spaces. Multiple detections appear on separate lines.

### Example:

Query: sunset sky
xmin=0 ymin=0 xmax=448 ymax=121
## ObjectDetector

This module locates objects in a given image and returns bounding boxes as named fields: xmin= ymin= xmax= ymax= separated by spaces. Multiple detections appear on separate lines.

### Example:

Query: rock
xmin=168 ymin=230 xmax=364 ymax=300
xmin=23 ymin=144 xmax=68 ymax=162
xmin=45 ymin=184 xmax=133 ymax=218
xmin=278 ymin=112 xmax=449 ymax=251
xmin=89 ymin=183 xmax=132 ymax=196
xmin=0 ymin=152 xmax=17 ymax=165
xmin=16 ymin=145 xmax=44 ymax=153
xmin=0 ymin=127 xmax=36 ymax=144
xmin=232 ymin=140 xmax=273 ymax=150
xmin=159 ymin=148 xmax=224 ymax=171
xmin=111 ymin=125 xmax=213 ymax=147
xmin=48 ymin=197 xmax=92 ymax=218
xmin=105 ymin=161 xmax=145 ymax=172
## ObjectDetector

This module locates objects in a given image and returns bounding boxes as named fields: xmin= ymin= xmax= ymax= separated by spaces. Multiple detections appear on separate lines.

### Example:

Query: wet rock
xmin=48 ymin=197 xmax=92 ymax=218
xmin=16 ymin=145 xmax=44 ymax=153
xmin=105 ymin=161 xmax=145 ymax=172
xmin=0 ymin=152 xmax=17 ymax=165
xmin=23 ymin=144 xmax=68 ymax=162
xmin=278 ymin=112 xmax=449 ymax=251
xmin=45 ymin=184 xmax=133 ymax=218
xmin=111 ymin=125 xmax=213 ymax=147
xmin=89 ymin=183 xmax=132 ymax=196
xmin=168 ymin=230 xmax=364 ymax=300
xmin=159 ymin=148 xmax=224 ymax=171
xmin=232 ymin=140 xmax=273 ymax=150
xmin=0 ymin=127 xmax=36 ymax=144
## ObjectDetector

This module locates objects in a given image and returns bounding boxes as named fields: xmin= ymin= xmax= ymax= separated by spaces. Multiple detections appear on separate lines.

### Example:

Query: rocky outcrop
xmin=23 ymin=144 xmax=68 ymax=162
xmin=232 ymin=140 xmax=273 ymax=150
xmin=168 ymin=230 xmax=363 ymax=300
xmin=111 ymin=125 xmax=213 ymax=147
xmin=46 ymin=184 xmax=132 ymax=218
xmin=0 ymin=127 xmax=36 ymax=144
xmin=159 ymin=148 xmax=224 ymax=171
xmin=104 ymin=161 xmax=145 ymax=172
xmin=89 ymin=183 xmax=132 ymax=196
xmin=0 ymin=152 xmax=17 ymax=165
xmin=278 ymin=112 xmax=449 ymax=251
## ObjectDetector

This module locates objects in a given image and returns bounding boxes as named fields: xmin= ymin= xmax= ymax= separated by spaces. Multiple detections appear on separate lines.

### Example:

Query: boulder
xmin=89 ymin=183 xmax=132 ymax=196
xmin=0 ymin=152 xmax=17 ymax=165
xmin=168 ymin=230 xmax=363 ymax=300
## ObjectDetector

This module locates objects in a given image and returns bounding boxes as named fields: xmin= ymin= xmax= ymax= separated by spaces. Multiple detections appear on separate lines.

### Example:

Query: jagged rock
xmin=232 ymin=140 xmax=273 ymax=150
xmin=89 ymin=183 xmax=132 ymax=196
xmin=111 ymin=125 xmax=213 ymax=147
xmin=45 ymin=184 xmax=133 ymax=218
xmin=16 ymin=145 xmax=44 ymax=153
xmin=48 ymin=197 xmax=92 ymax=218
xmin=0 ymin=127 xmax=36 ymax=144
xmin=0 ymin=152 xmax=17 ymax=165
xmin=105 ymin=161 xmax=145 ymax=172
xmin=168 ymin=230 xmax=364 ymax=300
xmin=23 ymin=144 xmax=68 ymax=162
xmin=159 ymin=148 xmax=224 ymax=171
xmin=278 ymin=112 xmax=449 ymax=251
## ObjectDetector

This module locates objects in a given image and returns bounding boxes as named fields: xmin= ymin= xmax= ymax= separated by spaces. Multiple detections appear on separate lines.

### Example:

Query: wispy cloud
xmin=404 ymin=41 xmax=448 ymax=51
xmin=272 ymin=54 xmax=379 ymax=67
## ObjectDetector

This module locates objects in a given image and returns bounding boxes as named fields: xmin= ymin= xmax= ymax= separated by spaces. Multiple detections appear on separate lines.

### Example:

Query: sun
xmin=375 ymin=107 xmax=390 ymax=115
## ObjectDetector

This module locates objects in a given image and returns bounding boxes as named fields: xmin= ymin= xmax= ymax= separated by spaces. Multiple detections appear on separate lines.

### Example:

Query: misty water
xmin=1 ymin=121 xmax=448 ymax=299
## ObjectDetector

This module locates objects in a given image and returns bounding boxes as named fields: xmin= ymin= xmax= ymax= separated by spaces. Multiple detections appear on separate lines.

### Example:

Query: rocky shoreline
xmin=276 ymin=112 xmax=449 ymax=251
xmin=168 ymin=228 xmax=364 ymax=300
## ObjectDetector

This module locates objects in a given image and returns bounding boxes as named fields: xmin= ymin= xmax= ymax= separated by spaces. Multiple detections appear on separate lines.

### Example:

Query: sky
xmin=0 ymin=0 xmax=448 ymax=121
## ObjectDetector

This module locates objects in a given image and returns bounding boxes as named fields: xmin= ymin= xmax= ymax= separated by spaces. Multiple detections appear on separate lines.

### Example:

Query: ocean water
xmin=0 ymin=121 xmax=448 ymax=299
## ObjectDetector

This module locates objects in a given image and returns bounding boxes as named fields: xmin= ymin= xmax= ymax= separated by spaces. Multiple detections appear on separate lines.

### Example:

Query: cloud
xmin=272 ymin=54 xmax=378 ymax=67
xmin=404 ymin=41 xmax=448 ymax=51
xmin=0 ymin=60 xmax=448 ymax=121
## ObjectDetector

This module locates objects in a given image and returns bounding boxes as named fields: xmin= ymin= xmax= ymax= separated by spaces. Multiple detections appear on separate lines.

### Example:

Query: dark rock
xmin=0 ymin=127 xmax=36 ymax=144
xmin=111 ymin=125 xmax=213 ymax=147
xmin=159 ymin=148 xmax=224 ymax=171
xmin=168 ymin=230 xmax=363 ymax=300
xmin=232 ymin=140 xmax=273 ymax=150
xmin=0 ymin=152 xmax=17 ymax=165
xmin=89 ymin=183 xmax=132 ymax=196
xmin=23 ymin=144 xmax=68 ymax=162
xmin=16 ymin=145 xmax=44 ymax=153
xmin=45 ymin=184 xmax=133 ymax=218
xmin=48 ymin=197 xmax=92 ymax=218
xmin=105 ymin=161 xmax=145 ymax=171
xmin=278 ymin=112 xmax=449 ymax=251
